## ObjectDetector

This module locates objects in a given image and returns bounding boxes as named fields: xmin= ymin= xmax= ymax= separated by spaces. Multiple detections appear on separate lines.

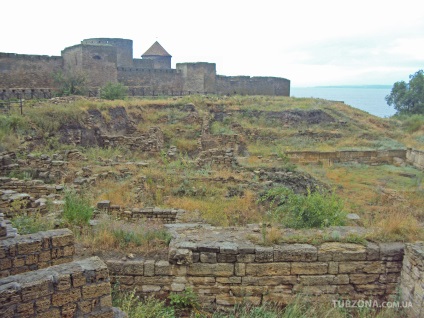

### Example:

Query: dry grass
xmin=79 ymin=216 xmax=171 ymax=254
xmin=366 ymin=209 xmax=424 ymax=242
xmin=92 ymin=179 xmax=136 ymax=207
xmin=166 ymin=190 xmax=260 ymax=226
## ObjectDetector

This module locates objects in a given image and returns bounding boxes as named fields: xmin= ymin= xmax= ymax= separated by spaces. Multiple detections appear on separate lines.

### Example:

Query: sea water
xmin=290 ymin=86 xmax=396 ymax=118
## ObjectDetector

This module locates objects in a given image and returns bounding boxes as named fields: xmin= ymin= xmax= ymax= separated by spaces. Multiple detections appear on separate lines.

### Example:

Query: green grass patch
xmin=261 ymin=187 xmax=346 ymax=228
xmin=63 ymin=189 xmax=93 ymax=226
xmin=11 ymin=214 xmax=55 ymax=234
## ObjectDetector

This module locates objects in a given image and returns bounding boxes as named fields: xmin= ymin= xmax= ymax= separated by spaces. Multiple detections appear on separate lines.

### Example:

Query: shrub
xmin=100 ymin=82 xmax=128 ymax=100
xmin=111 ymin=227 xmax=172 ymax=249
xmin=53 ymin=70 xmax=87 ymax=96
xmin=400 ymin=114 xmax=424 ymax=133
xmin=63 ymin=189 xmax=93 ymax=226
xmin=11 ymin=214 xmax=55 ymax=234
xmin=113 ymin=290 xmax=174 ymax=318
xmin=261 ymin=187 xmax=346 ymax=228
xmin=169 ymin=288 xmax=199 ymax=310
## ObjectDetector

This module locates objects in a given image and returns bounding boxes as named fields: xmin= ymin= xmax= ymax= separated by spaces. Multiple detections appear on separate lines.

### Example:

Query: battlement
xmin=0 ymin=52 xmax=62 ymax=61
xmin=118 ymin=67 xmax=179 ymax=74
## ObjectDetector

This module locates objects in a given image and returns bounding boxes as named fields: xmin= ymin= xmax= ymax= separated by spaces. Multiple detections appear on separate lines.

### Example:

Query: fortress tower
xmin=141 ymin=41 xmax=172 ymax=70
xmin=81 ymin=38 xmax=133 ymax=68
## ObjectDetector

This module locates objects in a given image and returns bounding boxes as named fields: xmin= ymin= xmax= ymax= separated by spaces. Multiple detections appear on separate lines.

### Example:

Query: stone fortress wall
xmin=0 ymin=38 xmax=290 ymax=97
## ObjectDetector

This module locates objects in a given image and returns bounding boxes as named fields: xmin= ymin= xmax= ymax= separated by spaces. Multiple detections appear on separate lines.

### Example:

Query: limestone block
xmin=55 ymin=273 xmax=72 ymax=291
xmin=291 ymin=262 xmax=328 ymax=275
xmin=144 ymin=260 xmax=155 ymax=277
xmin=318 ymin=242 xmax=366 ymax=262
xmin=200 ymin=252 xmax=217 ymax=264
xmin=255 ymin=247 xmax=273 ymax=262
xmin=35 ymin=296 xmax=51 ymax=313
xmin=110 ymin=275 xmax=134 ymax=286
xmin=97 ymin=200 xmax=111 ymax=210
xmin=216 ymin=276 xmax=242 ymax=284
xmin=274 ymin=244 xmax=317 ymax=262
xmin=230 ymin=285 xmax=267 ymax=297
xmin=385 ymin=261 xmax=403 ymax=273
xmin=71 ymin=272 xmax=87 ymax=288
xmin=328 ymin=262 xmax=339 ymax=274
xmin=366 ymin=242 xmax=380 ymax=261
xmin=349 ymin=274 xmax=379 ymax=284
xmin=51 ymin=229 xmax=74 ymax=247
xmin=246 ymin=263 xmax=290 ymax=276
xmin=51 ymin=288 xmax=81 ymax=306
xmin=141 ymin=285 xmax=161 ymax=292
xmin=169 ymin=248 xmax=192 ymax=265
xmin=300 ymin=274 xmax=349 ymax=285
xmin=220 ymin=243 xmax=238 ymax=255
xmin=242 ymin=275 xmax=297 ymax=286
xmin=61 ymin=303 xmax=77 ymax=317
xmin=106 ymin=260 xmax=144 ymax=276
xmin=336 ymin=284 xmax=355 ymax=294
xmin=217 ymin=254 xmax=237 ymax=263
xmin=82 ymin=282 xmax=111 ymax=299
xmin=155 ymin=260 xmax=170 ymax=275
xmin=188 ymin=263 xmax=234 ymax=277
xmin=187 ymin=277 xmax=216 ymax=285
xmin=379 ymin=242 xmax=405 ymax=261
xmin=135 ymin=276 xmax=173 ymax=286
xmin=237 ymin=254 xmax=255 ymax=263
xmin=0 ymin=259 xmax=12 ymax=271
xmin=339 ymin=261 xmax=385 ymax=274
xmin=0 ymin=282 xmax=21 ymax=307
xmin=17 ymin=239 xmax=42 ymax=255
xmin=294 ymin=284 xmax=337 ymax=295
xmin=171 ymin=283 xmax=185 ymax=292
xmin=21 ymin=278 xmax=53 ymax=302
xmin=235 ymin=263 xmax=245 ymax=276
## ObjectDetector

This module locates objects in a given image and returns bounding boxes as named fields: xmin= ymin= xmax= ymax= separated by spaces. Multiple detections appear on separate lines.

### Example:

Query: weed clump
xmin=261 ymin=187 xmax=346 ymax=228
xmin=63 ymin=189 xmax=93 ymax=227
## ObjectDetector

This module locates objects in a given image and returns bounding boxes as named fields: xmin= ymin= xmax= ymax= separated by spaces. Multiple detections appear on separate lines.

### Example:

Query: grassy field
xmin=2 ymin=95 xmax=423 ymax=237
xmin=2 ymin=94 xmax=423 ymax=317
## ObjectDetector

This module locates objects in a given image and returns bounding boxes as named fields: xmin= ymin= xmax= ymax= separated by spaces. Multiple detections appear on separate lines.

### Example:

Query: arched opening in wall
xmin=92 ymin=55 xmax=102 ymax=60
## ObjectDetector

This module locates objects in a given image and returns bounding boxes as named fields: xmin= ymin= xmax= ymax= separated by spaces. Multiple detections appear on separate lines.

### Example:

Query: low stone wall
xmin=0 ymin=177 xmax=62 ymax=198
xmin=0 ymin=229 xmax=74 ymax=278
xmin=401 ymin=242 xmax=424 ymax=318
xmin=0 ymin=214 xmax=16 ymax=240
xmin=99 ymin=127 xmax=164 ymax=152
xmin=196 ymin=148 xmax=238 ymax=167
xmin=0 ymin=256 xmax=114 ymax=317
xmin=286 ymin=149 xmax=407 ymax=165
xmin=117 ymin=207 xmax=184 ymax=223
xmin=0 ymin=152 xmax=68 ymax=183
xmin=200 ymin=134 xmax=242 ymax=153
xmin=97 ymin=201 xmax=185 ymax=223
xmin=406 ymin=148 xmax=424 ymax=170
xmin=107 ymin=225 xmax=405 ymax=310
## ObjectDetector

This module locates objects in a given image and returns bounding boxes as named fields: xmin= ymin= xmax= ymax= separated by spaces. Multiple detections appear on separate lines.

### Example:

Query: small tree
xmin=100 ymin=82 xmax=128 ymax=100
xmin=53 ymin=70 xmax=88 ymax=96
xmin=386 ymin=70 xmax=424 ymax=115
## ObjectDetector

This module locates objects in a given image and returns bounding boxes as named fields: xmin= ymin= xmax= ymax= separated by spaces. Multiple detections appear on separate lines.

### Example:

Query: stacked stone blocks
xmin=0 ymin=229 xmax=74 ymax=278
xmin=107 ymin=240 xmax=405 ymax=310
xmin=401 ymin=242 xmax=424 ymax=318
xmin=0 ymin=256 xmax=113 ymax=317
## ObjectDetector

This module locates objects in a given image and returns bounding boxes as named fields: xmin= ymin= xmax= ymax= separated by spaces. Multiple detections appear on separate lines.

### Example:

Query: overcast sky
xmin=2 ymin=0 xmax=423 ymax=87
